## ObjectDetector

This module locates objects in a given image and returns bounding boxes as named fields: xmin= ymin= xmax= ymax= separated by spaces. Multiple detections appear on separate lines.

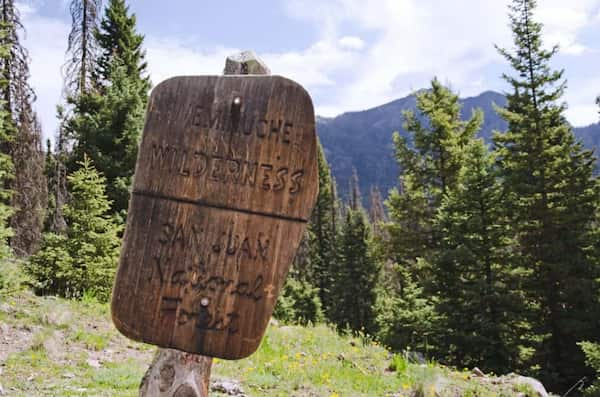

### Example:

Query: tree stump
xmin=139 ymin=50 xmax=271 ymax=397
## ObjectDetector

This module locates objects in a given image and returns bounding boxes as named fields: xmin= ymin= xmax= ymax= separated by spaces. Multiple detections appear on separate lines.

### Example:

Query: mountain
xmin=316 ymin=91 xmax=600 ymax=202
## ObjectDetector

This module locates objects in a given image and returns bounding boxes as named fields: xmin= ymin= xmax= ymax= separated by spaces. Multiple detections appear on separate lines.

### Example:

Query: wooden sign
xmin=111 ymin=75 xmax=318 ymax=360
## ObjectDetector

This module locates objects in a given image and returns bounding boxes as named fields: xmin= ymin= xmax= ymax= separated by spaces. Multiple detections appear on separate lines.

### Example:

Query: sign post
xmin=111 ymin=52 xmax=318 ymax=396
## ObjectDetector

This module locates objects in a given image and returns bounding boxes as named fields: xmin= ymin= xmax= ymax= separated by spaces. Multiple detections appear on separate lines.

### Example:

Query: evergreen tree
xmin=434 ymin=140 xmax=528 ymax=374
xmin=0 ymin=0 xmax=46 ymax=256
xmin=43 ymin=139 xmax=57 ymax=232
xmin=44 ymin=111 xmax=70 ymax=234
xmin=273 ymin=277 xmax=324 ymax=326
xmin=274 ymin=142 xmax=337 ymax=324
xmin=386 ymin=78 xmax=482 ymax=284
xmin=495 ymin=0 xmax=600 ymax=389
xmin=305 ymin=143 xmax=339 ymax=318
xmin=57 ymin=0 xmax=102 ymax=228
xmin=378 ymin=79 xmax=483 ymax=356
xmin=374 ymin=262 xmax=437 ymax=353
xmin=64 ymin=0 xmax=102 ymax=96
xmin=330 ymin=178 xmax=379 ymax=334
xmin=27 ymin=156 xmax=122 ymax=302
xmin=66 ymin=0 xmax=149 ymax=216
xmin=94 ymin=0 xmax=149 ymax=94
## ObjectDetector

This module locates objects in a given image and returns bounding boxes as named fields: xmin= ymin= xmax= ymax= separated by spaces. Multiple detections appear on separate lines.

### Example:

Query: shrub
xmin=273 ymin=277 xmax=324 ymax=325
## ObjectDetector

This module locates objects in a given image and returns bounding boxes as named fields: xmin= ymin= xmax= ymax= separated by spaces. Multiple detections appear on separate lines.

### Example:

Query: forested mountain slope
xmin=317 ymin=91 xmax=600 ymax=200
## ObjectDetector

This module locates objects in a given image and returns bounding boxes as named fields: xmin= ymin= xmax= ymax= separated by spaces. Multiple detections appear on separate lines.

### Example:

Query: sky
xmin=18 ymin=0 xmax=600 ymax=141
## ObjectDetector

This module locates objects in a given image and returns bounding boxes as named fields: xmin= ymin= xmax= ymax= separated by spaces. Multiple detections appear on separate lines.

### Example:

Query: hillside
xmin=317 ymin=91 xmax=600 ymax=201
xmin=0 ymin=262 xmax=550 ymax=396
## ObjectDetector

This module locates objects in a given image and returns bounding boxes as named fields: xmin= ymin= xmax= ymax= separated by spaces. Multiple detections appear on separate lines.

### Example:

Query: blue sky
xmin=20 ymin=0 xmax=600 ymax=140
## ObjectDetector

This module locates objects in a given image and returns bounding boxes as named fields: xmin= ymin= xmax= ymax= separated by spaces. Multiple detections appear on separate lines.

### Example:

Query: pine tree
xmin=386 ymin=78 xmax=482 ymax=284
xmin=274 ymin=142 xmax=338 ymax=324
xmin=330 ymin=176 xmax=379 ymax=334
xmin=374 ymin=261 xmax=437 ymax=353
xmin=66 ymin=0 xmax=149 ymax=216
xmin=495 ymin=0 xmax=600 ymax=389
xmin=27 ymin=156 xmax=122 ymax=302
xmin=434 ymin=140 xmax=528 ymax=374
xmin=0 ymin=1 xmax=46 ymax=256
xmin=94 ymin=0 xmax=149 ymax=94
xmin=305 ymin=143 xmax=339 ymax=317
xmin=44 ymin=110 xmax=69 ymax=234
xmin=64 ymin=0 xmax=102 ymax=96
xmin=56 ymin=0 xmax=102 ymax=228
xmin=273 ymin=277 xmax=324 ymax=325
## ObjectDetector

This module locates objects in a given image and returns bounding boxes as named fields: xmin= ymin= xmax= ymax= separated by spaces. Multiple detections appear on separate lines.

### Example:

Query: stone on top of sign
xmin=223 ymin=50 xmax=271 ymax=75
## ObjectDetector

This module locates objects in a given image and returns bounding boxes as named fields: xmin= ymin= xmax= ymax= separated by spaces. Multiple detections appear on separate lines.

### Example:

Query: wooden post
xmin=138 ymin=51 xmax=272 ymax=397
xmin=139 ymin=349 xmax=212 ymax=396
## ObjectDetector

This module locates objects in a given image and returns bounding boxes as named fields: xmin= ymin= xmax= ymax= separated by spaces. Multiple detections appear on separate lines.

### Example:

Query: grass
xmin=72 ymin=328 xmax=111 ymax=351
xmin=212 ymin=325 xmax=402 ymax=396
xmin=3 ymin=348 xmax=145 ymax=396
xmin=1 ymin=264 xmax=541 ymax=396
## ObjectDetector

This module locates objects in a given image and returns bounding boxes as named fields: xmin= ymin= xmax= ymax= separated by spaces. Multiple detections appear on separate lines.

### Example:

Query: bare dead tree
xmin=63 ymin=0 xmax=102 ymax=97
xmin=45 ymin=121 xmax=69 ymax=234
xmin=348 ymin=167 xmax=361 ymax=211
xmin=368 ymin=185 xmax=387 ymax=237
xmin=0 ymin=0 xmax=32 ymax=121
xmin=0 ymin=0 xmax=47 ymax=256
xmin=10 ymin=110 xmax=47 ymax=255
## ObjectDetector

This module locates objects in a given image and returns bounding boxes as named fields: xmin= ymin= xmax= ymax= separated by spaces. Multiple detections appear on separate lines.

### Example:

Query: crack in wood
xmin=132 ymin=190 xmax=309 ymax=223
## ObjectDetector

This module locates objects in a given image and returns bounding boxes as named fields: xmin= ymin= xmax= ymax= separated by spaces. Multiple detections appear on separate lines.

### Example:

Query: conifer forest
xmin=1 ymin=0 xmax=600 ymax=395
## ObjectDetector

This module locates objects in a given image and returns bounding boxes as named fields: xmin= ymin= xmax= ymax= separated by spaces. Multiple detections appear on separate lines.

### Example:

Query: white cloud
xmin=561 ymin=43 xmax=588 ymax=55
xmin=282 ymin=0 xmax=513 ymax=115
xmin=282 ymin=0 xmax=600 ymax=116
xmin=537 ymin=0 xmax=598 ymax=55
xmin=15 ymin=2 xmax=36 ymax=17
xmin=564 ymin=76 xmax=600 ymax=126
xmin=145 ymin=39 xmax=236 ymax=84
xmin=567 ymin=104 xmax=599 ymax=126
xmin=144 ymin=36 xmax=362 ymax=91
xmin=265 ymin=39 xmax=363 ymax=87
xmin=21 ymin=0 xmax=600 ymax=138
xmin=21 ymin=5 xmax=69 ymax=141
xmin=338 ymin=36 xmax=365 ymax=50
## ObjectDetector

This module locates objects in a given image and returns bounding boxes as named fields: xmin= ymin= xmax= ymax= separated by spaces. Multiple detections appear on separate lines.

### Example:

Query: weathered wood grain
xmin=139 ymin=349 xmax=212 ymax=396
xmin=112 ymin=75 xmax=318 ymax=360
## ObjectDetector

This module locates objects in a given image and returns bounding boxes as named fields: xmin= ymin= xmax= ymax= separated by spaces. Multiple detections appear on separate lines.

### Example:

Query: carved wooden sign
xmin=111 ymin=75 xmax=318 ymax=360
